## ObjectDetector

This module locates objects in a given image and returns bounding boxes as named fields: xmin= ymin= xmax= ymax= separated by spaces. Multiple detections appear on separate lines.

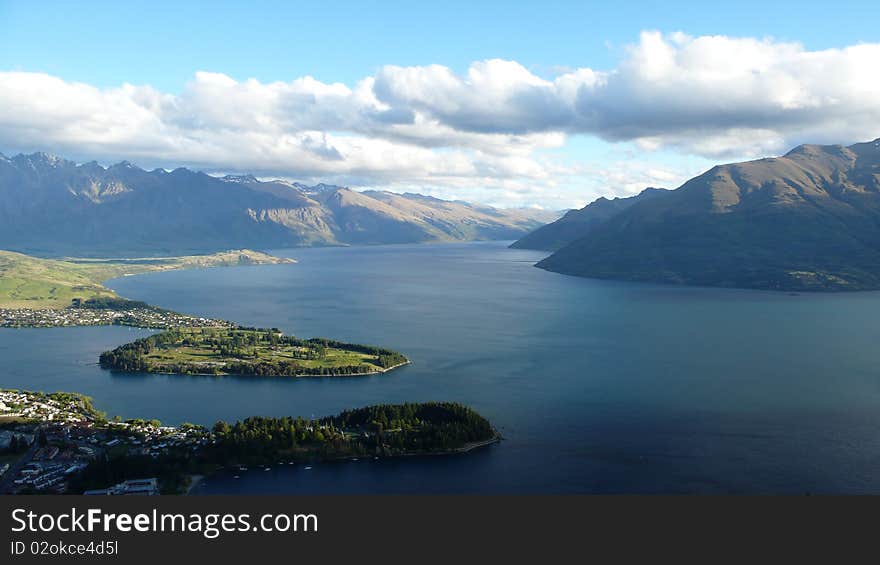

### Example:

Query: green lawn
xmin=101 ymin=327 xmax=409 ymax=377
xmin=131 ymin=328 xmax=394 ymax=374
xmin=143 ymin=341 xmax=377 ymax=370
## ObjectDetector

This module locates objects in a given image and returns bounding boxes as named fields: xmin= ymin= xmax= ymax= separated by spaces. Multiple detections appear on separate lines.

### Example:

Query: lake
xmin=3 ymin=241 xmax=880 ymax=493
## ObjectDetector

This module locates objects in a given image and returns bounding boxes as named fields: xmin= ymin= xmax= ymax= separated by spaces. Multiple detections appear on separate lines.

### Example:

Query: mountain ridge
xmin=511 ymin=187 xmax=667 ymax=251
xmin=0 ymin=152 xmax=557 ymax=256
xmin=516 ymin=138 xmax=880 ymax=291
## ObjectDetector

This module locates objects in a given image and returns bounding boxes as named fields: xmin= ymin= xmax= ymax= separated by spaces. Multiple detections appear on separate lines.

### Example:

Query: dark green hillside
xmin=535 ymin=138 xmax=880 ymax=291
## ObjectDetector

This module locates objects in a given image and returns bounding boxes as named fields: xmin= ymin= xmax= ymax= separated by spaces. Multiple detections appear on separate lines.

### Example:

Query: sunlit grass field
xmin=0 ymin=250 xmax=294 ymax=309
xmin=141 ymin=328 xmax=384 ymax=372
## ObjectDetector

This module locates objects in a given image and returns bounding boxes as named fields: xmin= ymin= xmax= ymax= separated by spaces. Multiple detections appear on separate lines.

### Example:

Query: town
xmin=0 ymin=306 xmax=232 ymax=329
xmin=0 ymin=389 xmax=210 ymax=495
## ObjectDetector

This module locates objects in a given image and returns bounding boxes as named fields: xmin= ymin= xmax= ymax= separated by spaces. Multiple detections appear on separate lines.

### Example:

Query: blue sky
xmin=2 ymin=1 xmax=873 ymax=89
xmin=1 ymin=1 xmax=879 ymax=208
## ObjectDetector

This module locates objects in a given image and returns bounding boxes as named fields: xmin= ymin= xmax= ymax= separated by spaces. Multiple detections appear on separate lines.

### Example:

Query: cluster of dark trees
xmin=207 ymin=416 xmax=354 ymax=463
xmin=99 ymin=334 xmax=162 ymax=372
xmin=224 ymin=361 xmax=373 ymax=376
xmin=99 ymin=329 xmax=218 ymax=372
xmin=376 ymin=353 xmax=407 ymax=369
xmin=3 ymin=434 xmax=29 ymax=454
xmin=333 ymin=402 xmax=496 ymax=450
xmin=68 ymin=452 xmax=198 ymax=495
xmin=206 ymin=402 xmax=496 ymax=465
xmin=66 ymin=403 xmax=495 ymax=492
xmin=71 ymin=297 xmax=157 ymax=311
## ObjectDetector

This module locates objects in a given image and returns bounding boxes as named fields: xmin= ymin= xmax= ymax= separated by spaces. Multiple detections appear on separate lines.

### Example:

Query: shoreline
xmin=456 ymin=435 xmax=503 ymax=453
xmin=0 ymin=319 xmax=229 ymax=330
xmin=114 ymin=360 xmax=412 ymax=379
xmin=0 ymin=248 xmax=296 ymax=314
xmin=1 ymin=390 xmax=497 ymax=495
xmin=188 ymin=432 xmax=502 ymax=494
xmin=0 ymin=249 xmax=298 ymax=329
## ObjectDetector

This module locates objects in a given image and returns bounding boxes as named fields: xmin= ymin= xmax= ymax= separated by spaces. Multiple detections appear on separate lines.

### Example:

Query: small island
xmin=99 ymin=327 xmax=409 ymax=377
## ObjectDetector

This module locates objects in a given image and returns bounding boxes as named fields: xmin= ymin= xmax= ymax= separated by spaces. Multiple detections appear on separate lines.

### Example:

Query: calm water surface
xmin=3 ymin=241 xmax=880 ymax=493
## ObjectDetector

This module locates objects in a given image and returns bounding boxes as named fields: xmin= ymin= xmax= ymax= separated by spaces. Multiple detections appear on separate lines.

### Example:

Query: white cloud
xmin=373 ymin=31 xmax=880 ymax=157
xmin=1 ymin=31 xmax=879 ymax=208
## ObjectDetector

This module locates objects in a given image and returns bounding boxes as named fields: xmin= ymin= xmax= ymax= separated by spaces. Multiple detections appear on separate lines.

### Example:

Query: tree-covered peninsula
xmin=99 ymin=327 xmax=409 ymax=377
xmin=207 ymin=402 xmax=498 ymax=466
xmin=2 ymin=391 xmax=498 ymax=494
xmin=68 ymin=402 xmax=498 ymax=493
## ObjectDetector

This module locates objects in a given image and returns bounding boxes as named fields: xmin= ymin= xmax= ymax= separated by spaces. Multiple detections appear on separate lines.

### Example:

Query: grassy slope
xmin=0 ymin=250 xmax=295 ymax=309
xmin=146 ymin=346 xmax=375 ymax=370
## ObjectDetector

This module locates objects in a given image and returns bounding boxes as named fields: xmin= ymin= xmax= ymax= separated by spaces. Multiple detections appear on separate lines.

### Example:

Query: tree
xmin=213 ymin=421 xmax=231 ymax=435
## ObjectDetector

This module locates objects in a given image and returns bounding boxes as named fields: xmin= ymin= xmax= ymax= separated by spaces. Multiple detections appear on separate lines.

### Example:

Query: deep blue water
xmin=3 ymin=241 xmax=880 ymax=493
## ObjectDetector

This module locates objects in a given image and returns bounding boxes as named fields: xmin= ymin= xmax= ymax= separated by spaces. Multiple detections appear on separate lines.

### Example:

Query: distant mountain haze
xmin=0 ymin=153 xmax=557 ymax=256
xmin=510 ymin=187 xmax=667 ymax=251
xmin=515 ymin=138 xmax=880 ymax=291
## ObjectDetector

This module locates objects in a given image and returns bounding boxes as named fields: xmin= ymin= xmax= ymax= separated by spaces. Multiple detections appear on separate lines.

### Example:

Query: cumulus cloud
xmin=1 ymin=31 xmax=879 ymax=206
xmin=373 ymin=31 xmax=880 ymax=157
xmin=0 ymin=69 xmax=562 ymax=192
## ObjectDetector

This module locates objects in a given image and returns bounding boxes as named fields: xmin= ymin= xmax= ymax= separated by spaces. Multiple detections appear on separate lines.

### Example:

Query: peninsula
xmin=0 ymin=249 xmax=294 ymax=328
xmin=99 ymin=327 xmax=409 ymax=377
xmin=0 ymin=389 xmax=498 ymax=494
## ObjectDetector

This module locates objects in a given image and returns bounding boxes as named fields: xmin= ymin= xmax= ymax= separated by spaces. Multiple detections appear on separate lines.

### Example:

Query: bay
xmin=3 ymin=241 xmax=880 ymax=493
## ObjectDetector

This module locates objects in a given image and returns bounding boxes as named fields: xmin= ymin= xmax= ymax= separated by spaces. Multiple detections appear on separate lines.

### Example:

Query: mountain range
xmin=514 ymin=138 xmax=880 ymax=291
xmin=511 ymin=187 xmax=668 ymax=251
xmin=0 ymin=153 xmax=557 ymax=256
